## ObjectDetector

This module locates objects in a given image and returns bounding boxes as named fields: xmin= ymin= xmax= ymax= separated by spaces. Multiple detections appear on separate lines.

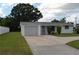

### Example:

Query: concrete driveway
xmin=25 ymin=35 xmax=79 ymax=55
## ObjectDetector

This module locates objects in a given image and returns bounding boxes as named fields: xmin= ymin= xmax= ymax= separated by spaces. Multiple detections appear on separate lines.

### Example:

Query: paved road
xmin=25 ymin=35 xmax=79 ymax=55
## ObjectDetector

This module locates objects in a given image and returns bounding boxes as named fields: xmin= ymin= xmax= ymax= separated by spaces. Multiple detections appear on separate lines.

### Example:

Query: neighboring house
xmin=20 ymin=22 xmax=74 ymax=36
xmin=75 ymin=24 xmax=79 ymax=33
xmin=76 ymin=24 xmax=79 ymax=29
xmin=0 ymin=26 xmax=9 ymax=35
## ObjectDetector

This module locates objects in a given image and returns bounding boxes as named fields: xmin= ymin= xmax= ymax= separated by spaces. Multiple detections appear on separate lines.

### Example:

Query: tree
xmin=0 ymin=16 xmax=13 ymax=27
xmin=57 ymin=26 xmax=61 ymax=34
xmin=60 ymin=17 xmax=66 ymax=23
xmin=10 ymin=3 xmax=43 ymax=31
xmin=51 ymin=19 xmax=59 ymax=22
xmin=76 ymin=28 xmax=79 ymax=34
xmin=0 ymin=17 xmax=3 ymax=25
xmin=10 ymin=3 xmax=43 ymax=22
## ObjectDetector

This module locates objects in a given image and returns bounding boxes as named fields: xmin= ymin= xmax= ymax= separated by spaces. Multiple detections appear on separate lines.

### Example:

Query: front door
xmin=41 ymin=26 xmax=46 ymax=35
xmin=52 ymin=26 xmax=55 ymax=32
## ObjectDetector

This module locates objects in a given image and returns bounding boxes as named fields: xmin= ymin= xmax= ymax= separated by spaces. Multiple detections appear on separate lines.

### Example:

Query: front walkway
xmin=25 ymin=35 xmax=79 ymax=55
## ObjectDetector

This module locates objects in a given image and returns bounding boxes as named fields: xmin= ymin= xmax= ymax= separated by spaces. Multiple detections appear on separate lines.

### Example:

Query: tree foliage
xmin=57 ymin=26 xmax=61 ymax=34
xmin=0 ymin=3 xmax=43 ymax=31
xmin=60 ymin=17 xmax=66 ymax=23
xmin=9 ymin=3 xmax=43 ymax=31
xmin=0 ymin=16 xmax=13 ymax=27
xmin=0 ymin=17 xmax=3 ymax=25
xmin=10 ymin=3 xmax=43 ymax=22
xmin=51 ymin=19 xmax=59 ymax=22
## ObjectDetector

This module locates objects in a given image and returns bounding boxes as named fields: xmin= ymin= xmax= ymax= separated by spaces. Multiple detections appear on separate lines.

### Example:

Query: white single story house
xmin=20 ymin=22 xmax=74 ymax=36
xmin=76 ymin=24 xmax=79 ymax=29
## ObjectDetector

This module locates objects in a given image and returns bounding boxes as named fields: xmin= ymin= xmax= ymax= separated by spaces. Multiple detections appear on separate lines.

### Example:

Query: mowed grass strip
xmin=66 ymin=40 xmax=79 ymax=49
xmin=0 ymin=32 xmax=32 ymax=55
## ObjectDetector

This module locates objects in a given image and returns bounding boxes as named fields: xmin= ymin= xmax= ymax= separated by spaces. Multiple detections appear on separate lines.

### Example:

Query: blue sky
xmin=1 ymin=4 xmax=13 ymax=16
xmin=0 ymin=3 xmax=41 ymax=17
xmin=0 ymin=3 xmax=79 ymax=23
xmin=32 ymin=3 xmax=41 ymax=8
xmin=0 ymin=3 xmax=17 ymax=17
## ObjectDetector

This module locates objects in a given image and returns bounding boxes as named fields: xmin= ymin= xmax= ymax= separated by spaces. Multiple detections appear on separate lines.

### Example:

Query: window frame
xmin=65 ymin=25 xmax=69 ymax=29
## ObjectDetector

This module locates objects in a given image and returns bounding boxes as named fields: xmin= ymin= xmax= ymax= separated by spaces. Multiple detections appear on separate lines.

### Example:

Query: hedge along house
xmin=20 ymin=22 xmax=74 ymax=36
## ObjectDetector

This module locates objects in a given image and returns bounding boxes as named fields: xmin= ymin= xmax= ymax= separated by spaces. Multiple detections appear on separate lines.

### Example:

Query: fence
xmin=0 ymin=26 xmax=9 ymax=35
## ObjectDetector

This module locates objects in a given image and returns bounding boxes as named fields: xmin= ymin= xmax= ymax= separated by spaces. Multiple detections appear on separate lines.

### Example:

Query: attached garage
xmin=20 ymin=22 xmax=74 ymax=36
xmin=20 ymin=22 xmax=41 ymax=36
xmin=20 ymin=22 xmax=49 ymax=36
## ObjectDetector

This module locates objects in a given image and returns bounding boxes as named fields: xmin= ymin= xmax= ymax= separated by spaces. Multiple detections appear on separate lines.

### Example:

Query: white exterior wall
xmin=61 ymin=26 xmax=73 ymax=33
xmin=55 ymin=27 xmax=57 ymax=32
xmin=0 ymin=26 xmax=9 ymax=35
xmin=21 ymin=25 xmax=25 ymax=36
xmin=38 ymin=25 xmax=41 ymax=36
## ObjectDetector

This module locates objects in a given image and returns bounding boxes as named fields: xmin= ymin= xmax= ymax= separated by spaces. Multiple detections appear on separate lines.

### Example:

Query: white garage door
xmin=24 ymin=26 xmax=38 ymax=36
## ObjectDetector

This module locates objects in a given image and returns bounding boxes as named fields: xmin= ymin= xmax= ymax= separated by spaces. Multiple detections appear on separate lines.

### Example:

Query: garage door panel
xmin=24 ymin=26 xmax=38 ymax=36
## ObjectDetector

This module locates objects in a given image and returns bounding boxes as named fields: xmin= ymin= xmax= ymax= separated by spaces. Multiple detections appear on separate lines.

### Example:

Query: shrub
xmin=76 ymin=28 xmax=79 ymax=34
xmin=57 ymin=26 xmax=61 ymax=34
xmin=47 ymin=26 xmax=52 ymax=34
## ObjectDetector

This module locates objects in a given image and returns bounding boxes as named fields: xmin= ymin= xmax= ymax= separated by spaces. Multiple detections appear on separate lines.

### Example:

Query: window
xmin=65 ymin=26 xmax=69 ymax=29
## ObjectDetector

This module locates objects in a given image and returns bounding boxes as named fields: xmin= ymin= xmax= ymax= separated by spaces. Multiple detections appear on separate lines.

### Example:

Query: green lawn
xmin=0 ymin=32 xmax=32 ymax=55
xmin=66 ymin=40 xmax=79 ymax=49
xmin=53 ymin=33 xmax=79 ymax=37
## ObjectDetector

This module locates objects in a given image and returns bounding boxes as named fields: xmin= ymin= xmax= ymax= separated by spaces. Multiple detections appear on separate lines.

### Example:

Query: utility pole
xmin=75 ymin=17 xmax=77 ymax=27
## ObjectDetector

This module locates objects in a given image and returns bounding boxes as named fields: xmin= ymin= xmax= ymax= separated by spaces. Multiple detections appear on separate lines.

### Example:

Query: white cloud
xmin=38 ymin=3 xmax=79 ymax=23
xmin=0 ymin=3 xmax=17 ymax=17
xmin=1 ymin=0 xmax=79 ymax=3
xmin=38 ymin=3 xmax=66 ymax=22
xmin=0 ymin=0 xmax=68 ymax=3
xmin=66 ymin=13 xmax=79 ymax=23
xmin=0 ymin=3 xmax=17 ymax=8
xmin=0 ymin=8 xmax=5 ymax=17
xmin=66 ymin=15 xmax=76 ymax=22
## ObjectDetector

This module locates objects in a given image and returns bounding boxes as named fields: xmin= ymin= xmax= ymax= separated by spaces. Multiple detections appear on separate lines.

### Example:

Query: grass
xmin=0 ymin=32 xmax=32 ymax=55
xmin=53 ymin=33 xmax=79 ymax=37
xmin=66 ymin=40 xmax=79 ymax=49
